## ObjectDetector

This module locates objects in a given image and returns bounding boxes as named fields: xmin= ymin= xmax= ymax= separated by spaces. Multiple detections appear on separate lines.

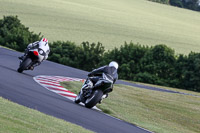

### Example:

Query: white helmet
xmin=109 ymin=61 xmax=118 ymax=69
xmin=39 ymin=38 xmax=48 ymax=46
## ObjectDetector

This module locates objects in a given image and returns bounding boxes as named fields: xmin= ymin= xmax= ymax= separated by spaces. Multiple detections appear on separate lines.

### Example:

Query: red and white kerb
xmin=34 ymin=75 xmax=83 ymax=101
xmin=34 ymin=75 xmax=100 ymax=110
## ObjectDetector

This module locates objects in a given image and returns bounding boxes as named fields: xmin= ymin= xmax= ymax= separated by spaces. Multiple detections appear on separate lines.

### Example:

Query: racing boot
xmin=19 ymin=49 xmax=29 ymax=60
xmin=30 ymin=66 xmax=34 ymax=70
xmin=99 ymin=94 xmax=108 ymax=104
xmin=30 ymin=62 xmax=41 ymax=71
xmin=18 ymin=56 xmax=24 ymax=60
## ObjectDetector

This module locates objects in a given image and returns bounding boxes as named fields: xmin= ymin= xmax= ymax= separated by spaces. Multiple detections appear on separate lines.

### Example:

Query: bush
xmin=139 ymin=45 xmax=176 ymax=80
xmin=0 ymin=15 xmax=41 ymax=51
xmin=76 ymin=42 xmax=105 ymax=71
xmin=178 ymin=52 xmax=200 ymax=92
xmin=170 ymin=0 xmax=183 ymax=7
xmin=48 ymin=41 xmax=78 ymax=67
xmin=134 ymin=72 xmax=159 ymax=84
xmin=149 ymin=0 xmax=200 ymax=11
xmin=103 ymin=42 xmax=149 ymax=79
xmin=48 ymin=41 xmax=105 ymax=71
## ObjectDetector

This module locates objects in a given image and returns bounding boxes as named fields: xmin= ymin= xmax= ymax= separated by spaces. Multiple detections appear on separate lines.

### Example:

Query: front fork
xmin=79 ymin=79 xmax=93 ymax=103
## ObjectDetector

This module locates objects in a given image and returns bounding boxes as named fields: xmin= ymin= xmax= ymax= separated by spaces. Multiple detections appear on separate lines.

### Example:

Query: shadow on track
xmin=0 ymin=64 xmax=35 ymax=77
xmin=0 ymin=64 xmax=20 ymax=73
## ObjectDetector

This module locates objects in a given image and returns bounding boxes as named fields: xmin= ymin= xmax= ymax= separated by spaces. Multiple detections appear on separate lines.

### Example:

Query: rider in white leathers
xmin=18 ymin=38 xmax=50 ymax=69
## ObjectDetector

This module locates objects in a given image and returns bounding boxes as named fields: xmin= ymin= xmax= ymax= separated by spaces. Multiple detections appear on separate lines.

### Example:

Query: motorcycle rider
xmin=18 ymin=38 xmax=50 ymax=69
xmin=87 ymin=61 xmax=119 ymax=103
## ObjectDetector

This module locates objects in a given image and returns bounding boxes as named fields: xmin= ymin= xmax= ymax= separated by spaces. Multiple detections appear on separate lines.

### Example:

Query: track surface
xmin=0 ymin=47 xmax=151 ymax=133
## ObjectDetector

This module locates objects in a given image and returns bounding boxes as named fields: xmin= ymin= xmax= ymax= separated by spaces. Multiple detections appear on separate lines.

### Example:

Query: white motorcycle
xmin=17 ymin=45 xmax=47 ymax=73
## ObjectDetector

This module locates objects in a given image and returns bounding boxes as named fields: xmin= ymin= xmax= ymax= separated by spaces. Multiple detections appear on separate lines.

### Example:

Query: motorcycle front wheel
xmin=17 ymin=58 xmax=32 ymax=73
xmin=74 ymin=93 xmax=81 ymax=104
xmin=85 ymin=89 xmax=103 ymax=108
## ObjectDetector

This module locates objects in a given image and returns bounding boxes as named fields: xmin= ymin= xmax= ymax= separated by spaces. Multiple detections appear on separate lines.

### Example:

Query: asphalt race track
xmin=0 ymin=47 xmax=152 ymax=133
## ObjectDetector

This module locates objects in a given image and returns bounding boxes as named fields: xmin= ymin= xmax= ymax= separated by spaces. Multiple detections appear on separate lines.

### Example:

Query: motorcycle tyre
xmin=17 ymin=58 xmax=32 ymax=73
xmin=85 ymin=90 xmax=103 ymax=108
xmin=74 ymin=93 xmax=81 ymax=104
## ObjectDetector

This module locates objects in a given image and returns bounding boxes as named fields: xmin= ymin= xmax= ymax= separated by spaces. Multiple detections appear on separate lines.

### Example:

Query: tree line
xmin=1 ymin=16 xmax=200 ymax=92
xmin=149 ymin=0 xmax=200 ymax=11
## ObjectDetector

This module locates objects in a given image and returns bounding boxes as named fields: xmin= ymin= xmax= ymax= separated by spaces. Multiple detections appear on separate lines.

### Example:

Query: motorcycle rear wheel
xmin=85 ymin=89 xmax=103 ymax=108
xmin=17 ymin=58 xmax=32 ymax=73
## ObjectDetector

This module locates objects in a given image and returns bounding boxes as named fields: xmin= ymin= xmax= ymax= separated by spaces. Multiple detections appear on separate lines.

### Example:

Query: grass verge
xmin=61 ymin=81 xmax=200 ymax=133
xmin=0 ymin=97 xmax=93 ymax=133
xmin=125 ymin=80 xmax=200 ymax=97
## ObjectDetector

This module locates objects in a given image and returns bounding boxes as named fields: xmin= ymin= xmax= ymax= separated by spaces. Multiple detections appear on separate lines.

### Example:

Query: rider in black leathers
xmin=87 ymin=61 xmax=119 ymax=101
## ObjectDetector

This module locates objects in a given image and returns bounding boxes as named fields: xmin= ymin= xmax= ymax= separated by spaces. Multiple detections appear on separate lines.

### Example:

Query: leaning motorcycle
xmin=17 ymin=46 xmax=46 ymax=73
xmin=74 ymin=73 xmax=113 ymax=108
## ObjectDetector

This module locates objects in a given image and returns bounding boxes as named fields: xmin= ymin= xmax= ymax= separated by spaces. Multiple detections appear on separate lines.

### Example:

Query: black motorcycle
xmin=74 ymin=73 xmax=113 ymax=108
xmin=17 ymin=48 xmax=45 ymax=73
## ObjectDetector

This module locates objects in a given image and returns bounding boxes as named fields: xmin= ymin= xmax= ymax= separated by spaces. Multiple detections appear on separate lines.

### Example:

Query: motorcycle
xmin=17 ymin=45 xmax=47 ymax=73
xmin=74 ymin=73 xmax=113 ymax=108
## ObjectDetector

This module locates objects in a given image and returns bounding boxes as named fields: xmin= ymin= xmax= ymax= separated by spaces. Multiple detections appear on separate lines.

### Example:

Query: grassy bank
xmin=61 ymin=81 xmax=200 ymax=133
xmin=0 ymin=97 xmax=92 ymax=133
xmin=127 ymin=80 xmax=200 ymax=97
xmin=0 ymin=0 xmax=200 ymax=54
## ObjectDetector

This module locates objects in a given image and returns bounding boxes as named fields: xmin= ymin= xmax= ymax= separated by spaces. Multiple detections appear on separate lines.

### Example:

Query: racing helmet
xmin=39 ymin=38 xmax=48 ymax=46
xmin=109 ymin=61 xmax=118 ymax=69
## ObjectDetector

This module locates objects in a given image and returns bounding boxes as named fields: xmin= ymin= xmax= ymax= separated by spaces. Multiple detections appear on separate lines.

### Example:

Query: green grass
xmin=0 ymin=0 xmax=200 ymax=54
xmin=61 ymin=81 xmax=200 ymax=133
xmin=125 ymin=80 xmax=200 ymax=97
xmin=0 ymin=97 xmax=93 ymax=133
